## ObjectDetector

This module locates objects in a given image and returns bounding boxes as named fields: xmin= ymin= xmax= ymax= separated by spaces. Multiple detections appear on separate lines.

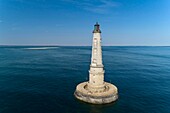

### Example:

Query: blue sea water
xmin=0 ymin=46 xmax=170 ymax=113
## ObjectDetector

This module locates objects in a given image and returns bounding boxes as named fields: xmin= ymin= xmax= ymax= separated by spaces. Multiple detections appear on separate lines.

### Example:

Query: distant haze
xmin=0 ymin=0 xmax=170 ymax=46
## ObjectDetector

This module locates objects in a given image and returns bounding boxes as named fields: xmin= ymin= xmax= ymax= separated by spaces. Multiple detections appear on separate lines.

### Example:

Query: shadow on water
xmin=75 ymin=97 xmax=119 ymax=113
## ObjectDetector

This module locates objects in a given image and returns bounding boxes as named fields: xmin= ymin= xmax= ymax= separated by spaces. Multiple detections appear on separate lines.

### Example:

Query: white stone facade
xmin=88 ymin=32 xmax=105 ymax=90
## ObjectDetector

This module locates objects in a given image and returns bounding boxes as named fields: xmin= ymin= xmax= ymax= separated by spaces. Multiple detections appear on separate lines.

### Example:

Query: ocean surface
xmin=0 ymin=46 xmax=170 ymax=113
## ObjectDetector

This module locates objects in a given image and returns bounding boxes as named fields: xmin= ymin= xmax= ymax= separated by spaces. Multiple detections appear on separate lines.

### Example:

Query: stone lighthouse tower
xmin=74 ymin=23 xmax=118 ymax=104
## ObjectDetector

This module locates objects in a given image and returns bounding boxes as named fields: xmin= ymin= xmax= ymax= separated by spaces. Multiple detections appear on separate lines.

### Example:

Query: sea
xmin=0 ymin=46 xmax=170 ymax=113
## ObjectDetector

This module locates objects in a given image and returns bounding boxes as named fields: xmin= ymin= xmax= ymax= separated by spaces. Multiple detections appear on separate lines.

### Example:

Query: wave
xmin=25 ymin=47 xmax=59 ymax=50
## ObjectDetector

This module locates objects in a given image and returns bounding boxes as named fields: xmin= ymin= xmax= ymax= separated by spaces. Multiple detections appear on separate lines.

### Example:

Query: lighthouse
xmin=74 ymin=23 xmax=118 ymax=104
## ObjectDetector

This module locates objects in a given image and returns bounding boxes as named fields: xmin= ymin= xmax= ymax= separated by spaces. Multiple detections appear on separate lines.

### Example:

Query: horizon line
xmin=0 ymin=44 xmax=170 ymax=47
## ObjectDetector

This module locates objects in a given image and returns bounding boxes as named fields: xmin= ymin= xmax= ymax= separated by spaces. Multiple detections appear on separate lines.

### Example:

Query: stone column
xmin=88 ymin=23 xmax=105 ymax=91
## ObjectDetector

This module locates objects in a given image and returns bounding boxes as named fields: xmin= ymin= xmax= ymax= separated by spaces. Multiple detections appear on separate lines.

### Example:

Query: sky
xmin=0 ymin=0 xmax=170 ymax=46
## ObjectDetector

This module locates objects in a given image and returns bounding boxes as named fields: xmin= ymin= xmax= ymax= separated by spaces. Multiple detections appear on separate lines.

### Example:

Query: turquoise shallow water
xmin=0 ymin=46 xmax=170 ymax=113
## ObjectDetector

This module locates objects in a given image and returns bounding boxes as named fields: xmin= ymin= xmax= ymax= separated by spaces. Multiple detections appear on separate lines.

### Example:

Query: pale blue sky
xmin=0 ymin=0 xmax=170 ymax=46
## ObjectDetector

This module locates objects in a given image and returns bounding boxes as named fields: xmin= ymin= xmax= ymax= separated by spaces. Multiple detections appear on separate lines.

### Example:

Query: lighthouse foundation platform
xmin=74 ymin=82 xmax=118 ymax=104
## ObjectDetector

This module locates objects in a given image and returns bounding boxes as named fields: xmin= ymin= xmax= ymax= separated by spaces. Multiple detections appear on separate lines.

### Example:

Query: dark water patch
xmin=0 ymin=46 xmax=170 ymax=113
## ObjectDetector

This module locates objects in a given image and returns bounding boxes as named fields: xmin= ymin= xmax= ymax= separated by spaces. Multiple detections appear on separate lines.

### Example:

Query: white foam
xmin=25 ymin=47 xmax=59 ymax=50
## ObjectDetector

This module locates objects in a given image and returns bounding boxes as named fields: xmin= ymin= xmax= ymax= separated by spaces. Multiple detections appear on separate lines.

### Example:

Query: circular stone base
xmin=74 ymin=82 xmax=118 ymax=104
